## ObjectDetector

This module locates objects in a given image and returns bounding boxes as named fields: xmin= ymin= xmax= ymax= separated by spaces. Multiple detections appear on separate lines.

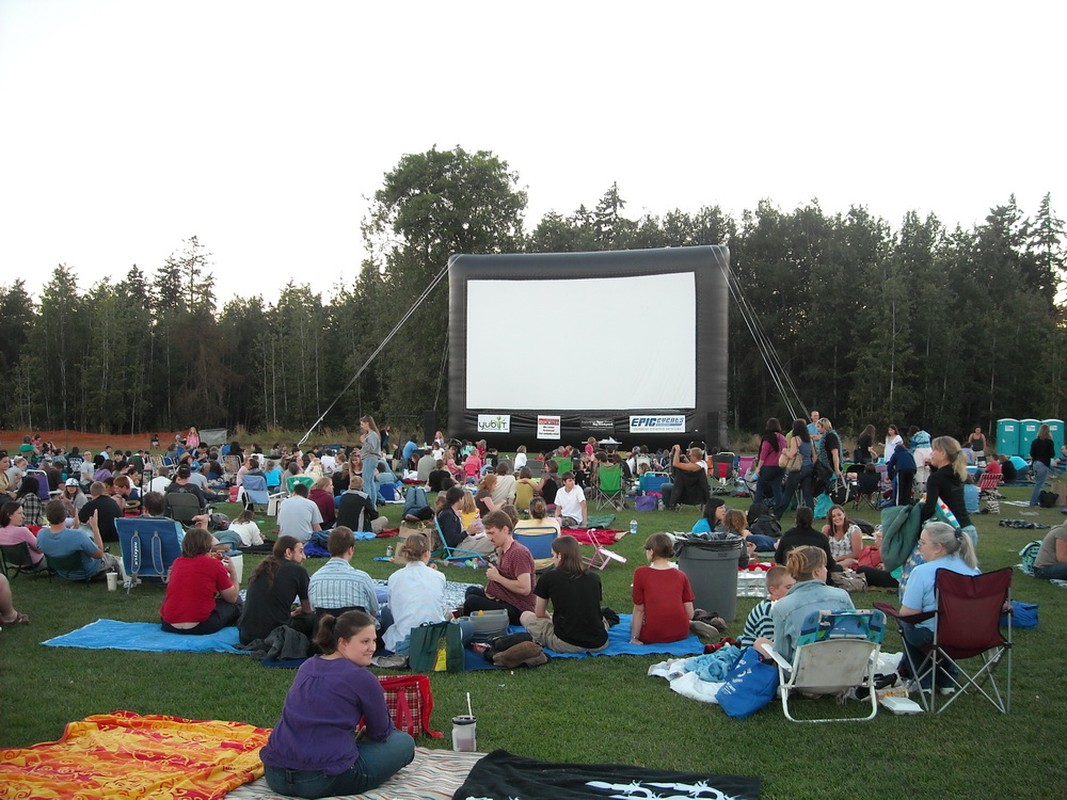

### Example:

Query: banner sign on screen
xmin=580 ymin=417 xmax=614 ymax=433
xmin=477 ymin=414 xmax=511 ymax=433
xmin=629 ymin=415 xmax=686 ymax=434
xmin=537 ymin=415 xmax=561 ymax=439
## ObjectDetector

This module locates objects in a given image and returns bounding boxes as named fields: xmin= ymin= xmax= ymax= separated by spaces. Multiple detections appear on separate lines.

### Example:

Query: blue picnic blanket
xmin=42 ymin=619 xmax=243 ymax=653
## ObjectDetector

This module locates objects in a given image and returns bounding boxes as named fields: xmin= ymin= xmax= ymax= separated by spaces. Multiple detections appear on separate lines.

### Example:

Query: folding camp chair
xmin=431 ymin=517 xmax=488 ymax=567
xmin=45 ymin=551 xmax=96 ymax=583
xmin=115 ymin=517 xmax=183 ymax=592
xmin=285 ymin=474 xmax=314 ymax=494
xmin=0 ymin=541 xmax=52 ymax=580
xmin=875 ymin=567 xmax=1012 ymax=713
xmin=526 ymin=459 xmax=544 ymax=478
xmin=26 ymin=470 xmax=52 ymax=500
xmin=764 ymin=609 xmax=886 ymax=723
xmin=164 ymin=491 xmax=205 ymax=526
xmin=241 ymin=474 xmax=282 ymax=514
xmin=584 ymin=537 xmax=627 ymax=571
xmin=513 ymin=526 xmax=559 ymax=570
xmin=591 ymin=464 xmax=625 ymax=510
xmin=710 ymin=452 xmax=737 ymax=488
xmin=977 ymin=472 xmax=1003 ymax=514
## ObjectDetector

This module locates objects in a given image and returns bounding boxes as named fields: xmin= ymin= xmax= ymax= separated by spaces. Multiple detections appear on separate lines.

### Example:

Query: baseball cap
xmin=65 ymin=478 xmax=80 ymax=487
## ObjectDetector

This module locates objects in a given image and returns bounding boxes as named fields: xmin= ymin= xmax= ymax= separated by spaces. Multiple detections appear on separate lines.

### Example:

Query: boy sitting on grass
xmin=738 ymin=565 xmax=795 ymax=649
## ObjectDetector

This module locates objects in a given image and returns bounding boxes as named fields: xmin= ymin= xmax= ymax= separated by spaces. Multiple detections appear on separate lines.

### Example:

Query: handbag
xmin=408 ymin=620 xmax=466 ymax=673
xmin=779 ymin=448 xmax=801 ymax=472
xmin=376 ymin=675 xmax=442 ymax=738
xmin=715 ymin=647 xmax=780 ymax=718
xmin=830 ymin=568 xmax=868 ymax=593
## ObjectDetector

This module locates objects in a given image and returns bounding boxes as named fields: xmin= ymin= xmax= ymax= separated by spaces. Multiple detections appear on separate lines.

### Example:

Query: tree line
xmin=3 ymin=146 xmax=1064 ymax=445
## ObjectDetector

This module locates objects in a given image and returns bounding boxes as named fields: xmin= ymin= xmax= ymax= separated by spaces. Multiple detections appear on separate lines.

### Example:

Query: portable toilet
xmin=996 ymin=418 xmax=1020 ymax=457
xmin=1019 ymin=418 xmax=1041 ymax=458
xmin=1043 ymin=419 xmax=1064 ymax=450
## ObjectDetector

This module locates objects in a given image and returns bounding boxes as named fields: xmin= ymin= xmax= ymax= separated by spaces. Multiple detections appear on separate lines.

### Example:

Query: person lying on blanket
xmin=261 ymin=610 xmax=416 ymax=798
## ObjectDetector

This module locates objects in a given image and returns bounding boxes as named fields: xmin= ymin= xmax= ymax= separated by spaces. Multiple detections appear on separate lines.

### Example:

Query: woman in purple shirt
xmin=260 ymin=610 xmax=415 ymax=797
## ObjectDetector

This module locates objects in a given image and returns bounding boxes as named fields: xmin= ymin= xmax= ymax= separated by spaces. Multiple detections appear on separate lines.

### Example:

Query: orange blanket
xmin=0 ymin=710 xmax=268 ymax=799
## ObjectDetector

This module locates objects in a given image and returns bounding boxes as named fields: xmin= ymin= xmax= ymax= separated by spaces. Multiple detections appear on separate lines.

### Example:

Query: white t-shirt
xmin=556 ymin=484 xmax=586 ymax=521
xmin=229 ymin=519 xmax=265 ymax=547
xmin=884 ymin=434 xmax=903 ymax=463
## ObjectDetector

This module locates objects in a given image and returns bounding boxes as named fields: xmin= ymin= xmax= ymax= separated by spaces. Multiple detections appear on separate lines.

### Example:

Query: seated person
xmin=631 ymin=532 xmax=703 ymax=644
xmin=260 ymin=610 xmax=415 ymax=798
xmin=263 ymin=460 xmax=283 ymax=492
xmin=159 ymin=527 xmax=242 ymax=634
xmin=999 ymin=454 xmax=1018 ymax=483
xmin=513 ymin=466 xmax=536 ymax=513
xmin=1032 ymin=522 xmax=1067 ymax=580
xmin=738 ymin=565 xmax=795 ymax=648
xmin=554 ymin=471 xmax=587 ymax=528
xmin=78 ymin=481 xmax=122 ymax=543
xmin=381 ymin=533 xmax=447 ymax=656
xmin=0 ymin=501 xmax=46 ymax=566
xmin=164 ymin=464 xmax=213 ymax=510
xmin=437 ymin=486 xmax=494 ymax=557
xmin=538 ymin=461 xmax=561 ymax=508
xmin=514 ymin=497 xmax=561 ymax=535
xmin=309 ymin=527 xmax=379 ymax=625
xmin=457 ymin=490 xmax=482 ymax=534
xmin=239 ymin=535 xmax=313 ymax=645
xmin=36 ymin=500 xmax=128 ymax=583
xmin=335 ymin=476 xmax=387 ymax=534
xmin=308 ymin=477 xmax=337 ymax=528
xmin=229 ymin=509 xmax=267 ymax=548
xmin=489 ymin=462 xmax=517 ymax=507
xmin=775 ymin=506 xmax=836 ymax=582
xmin=755 ymin=545 xmax=854 ymax=663
xmin=474 ymin=474 xmax=502 ymax=517
xmin=662 ymin=444 xmax=710 ymax=510
xmin=276 ymin=482 xmax=323 ymax=543
xmin=691 ymin=497 xmax=727 ymax=533
xmin=427 ymin=460 xmax=452 ymax=493
xmin=460 ymin=510 xmax=535 ymax=625
xmin=520 ymin=535 xmax=609 ymax=654
xmin=0 ymin=572 xmax=29 ymax=626
xmin=16 ymin=476 xmax=46 ymax=527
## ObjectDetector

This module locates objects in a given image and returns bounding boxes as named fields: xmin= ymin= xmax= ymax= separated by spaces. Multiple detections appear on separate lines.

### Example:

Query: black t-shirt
xmin=774 ymin=525 xmax=838 ymax=581
xmin=533 ymin=568 xmax=607 ymax=649
xmin=78 ymin=495 xmax=122 ymax=542
xmin=539 ymin=474 xmax=560 ymax=505
xmin=921 ymin=465 xmax=972 ymax=528
xmin=239 ymin=560 xmax=310 ymax=644
xmin=428 ymin=469 xmax=451 ymax=492
xmin=336 ymin=491 xmax=378 ymax=532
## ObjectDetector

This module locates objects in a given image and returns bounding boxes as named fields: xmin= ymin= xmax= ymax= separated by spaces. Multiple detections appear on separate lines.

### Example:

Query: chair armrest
xmin=872 ymin=601 xmax=934 ymax=626
xmin=762 ymin=645 xmax=792 ymax=673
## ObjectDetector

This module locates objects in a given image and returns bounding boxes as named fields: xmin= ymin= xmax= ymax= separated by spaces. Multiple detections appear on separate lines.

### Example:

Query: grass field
xmin=1 ymin=486 xmax=1064 ymax=799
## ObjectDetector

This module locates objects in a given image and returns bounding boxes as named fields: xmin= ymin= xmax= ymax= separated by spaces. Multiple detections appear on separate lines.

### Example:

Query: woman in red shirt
xmin=160 ymin=527 xmax=241 ymax=634
xmin=630 ymin=532 xmax=695 ymax=644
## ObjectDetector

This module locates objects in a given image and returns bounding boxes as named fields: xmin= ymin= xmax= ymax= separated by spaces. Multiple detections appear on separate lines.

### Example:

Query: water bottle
xmin=629 ymin=518 xmax=638 ymax=536
xmin=385 ymin=545 xmax=393 ymax=558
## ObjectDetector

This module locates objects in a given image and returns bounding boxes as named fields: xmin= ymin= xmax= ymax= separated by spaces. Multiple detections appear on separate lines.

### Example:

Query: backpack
xmin=1019 ymin=540 xmax=1042 ymax=575
xmin=1039 ymin=490 xmax=1058 ymax=509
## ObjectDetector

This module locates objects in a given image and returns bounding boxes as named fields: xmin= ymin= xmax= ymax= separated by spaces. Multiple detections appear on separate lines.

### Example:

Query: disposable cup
xmin=451 ymin=715 xmax=476 ymax=752
xmin=106 ymin=572 xmax=118 ymax=591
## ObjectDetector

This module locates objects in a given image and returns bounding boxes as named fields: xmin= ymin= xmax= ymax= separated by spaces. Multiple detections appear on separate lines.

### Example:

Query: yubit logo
xmin=476 ymin=415 xmax=511 ymax=432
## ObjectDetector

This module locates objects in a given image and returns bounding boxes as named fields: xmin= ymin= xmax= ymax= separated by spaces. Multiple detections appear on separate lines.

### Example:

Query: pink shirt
xmin=0 ymin=524 xmax=45 ymax=566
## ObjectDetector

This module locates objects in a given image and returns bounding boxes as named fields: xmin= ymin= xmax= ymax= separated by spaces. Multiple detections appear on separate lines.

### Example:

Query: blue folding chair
xmin=116 ymin=517 xmax=183 ymax=592
xmin=432 ymin=517 xmax=487 ymax=567
xmin=513 ymin=526 xmax=558 ymax=570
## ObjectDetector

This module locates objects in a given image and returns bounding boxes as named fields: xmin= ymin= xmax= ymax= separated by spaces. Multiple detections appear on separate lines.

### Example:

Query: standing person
xmin=921 ymin=436 xmax=977 ymax=546
xmin=883 ymin=425 xmax=904 ymax=464
xmin=887 ymin=444 xmax=918 ymax=506
xmin=520 ymin=535 xmax=609 ymax=653
xmin=260 ymin=610 xmax=416 ymax=798
xmin=460 ymin=510 xmax=535 ymax=625
xmin=967 ymin=426 xmax=987 ymax=461
xmin=1029 ymin=423 xmax=1055 ymax=507
xmin=815 ymin=418 xmax=843 ymax=492
xmin=753 ymin=418 xmax=787 ymax=512
xmin=360 ymin=416 xmax=383 ymax=511
xmin=775 ymin=420 xmax=814 ymax=519
xmin=159 ymin=527 xmax=241 ymax=634
xmin=554 ymin=471 xmax=588 ymax=528
xmin=239 ymin=536 xmax=313 ymax=645
xmin=381 ymin=533 xmax=447 ymax=656
xmin=854 ymin=424 xmax=877 ymax=465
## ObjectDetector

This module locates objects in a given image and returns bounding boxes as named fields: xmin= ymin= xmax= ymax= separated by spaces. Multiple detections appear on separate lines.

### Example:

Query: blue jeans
xmin=754 ymin=465 xmax=784 ymax=511
xmin=900 ymin=622 xmax=956 ymax=689
xmin=362 ymin=458 xmax=380 ymax=510
xmin=1035 ymin=563 xmax=1067 ymax=580
xmin=1030 ymin=461 xmax=1050 ymax=506
xmin=775 ymin=465 xmax=813 ymax=518
xmin=264 ymin=730 xmax=415 ymax=798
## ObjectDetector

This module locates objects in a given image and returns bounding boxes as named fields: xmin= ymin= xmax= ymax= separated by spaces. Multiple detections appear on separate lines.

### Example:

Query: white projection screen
xmin=465 ymin=273 xmax=695 ymax=409
xmin=447 ymin=246 xmax=729 ymax=448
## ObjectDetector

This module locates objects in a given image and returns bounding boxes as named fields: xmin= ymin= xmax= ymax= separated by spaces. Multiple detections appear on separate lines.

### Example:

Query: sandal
xmin=1 ymin=611 xmax=30 ymax=625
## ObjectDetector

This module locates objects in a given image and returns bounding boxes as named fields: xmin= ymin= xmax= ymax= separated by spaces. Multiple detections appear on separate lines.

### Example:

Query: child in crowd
xmin=738 ymin=565 xmax=795 ymax=649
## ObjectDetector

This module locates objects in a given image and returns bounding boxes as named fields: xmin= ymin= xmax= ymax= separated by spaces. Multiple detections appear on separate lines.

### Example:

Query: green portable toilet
xmin=1019 ymin=418 xmax=1041 ymax=458
xmin=996 ymin=418 xmax=1020 ymax=457
xmin=1043 ymin=419 xmax=1064 ymax=450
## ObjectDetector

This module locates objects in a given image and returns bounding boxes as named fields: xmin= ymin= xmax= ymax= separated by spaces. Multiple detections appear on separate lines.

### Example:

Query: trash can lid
xmin=673 ymin=532 xmax=745 ymax=551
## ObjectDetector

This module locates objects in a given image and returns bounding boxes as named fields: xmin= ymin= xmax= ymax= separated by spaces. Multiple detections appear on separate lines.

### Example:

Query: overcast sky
xmin=1 ymin=1 xmax=1062 ymax=305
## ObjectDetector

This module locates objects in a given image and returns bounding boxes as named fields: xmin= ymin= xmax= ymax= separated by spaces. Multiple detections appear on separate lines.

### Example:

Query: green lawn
xmin=1 ymin=489 xmax=1063 ymax=798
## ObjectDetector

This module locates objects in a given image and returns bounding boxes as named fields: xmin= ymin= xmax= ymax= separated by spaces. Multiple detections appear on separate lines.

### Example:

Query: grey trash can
xmin=675 ymin=534 xmax=743 ymax=622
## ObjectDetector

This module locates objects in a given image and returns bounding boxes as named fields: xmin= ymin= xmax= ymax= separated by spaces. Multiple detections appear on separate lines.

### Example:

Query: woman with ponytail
xmin=261 ymin=610 xmax=415 ymax=797
xmin=896 ymin=521 xmax=980 ymax=692
xmin=921 ymin=436 xmax=977 ymax=546
xmin=381 ymin=533 xmax=446 ymax=655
